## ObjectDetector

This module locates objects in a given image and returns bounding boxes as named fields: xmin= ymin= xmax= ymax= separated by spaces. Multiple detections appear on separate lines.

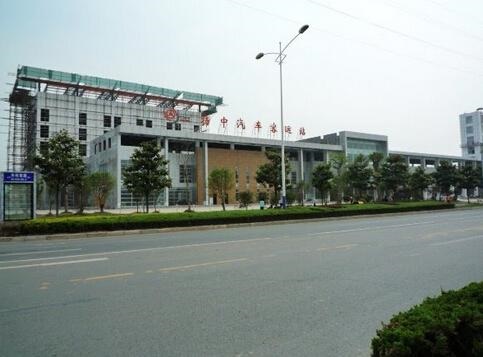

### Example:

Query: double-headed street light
xmin=256 ymin=24 xmax=309 ymax=208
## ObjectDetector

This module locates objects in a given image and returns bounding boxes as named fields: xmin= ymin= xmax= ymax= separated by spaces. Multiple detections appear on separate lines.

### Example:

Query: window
xmin=291 ymin=171 xmax=297 ymax=184
xmin=98 ymin=142 xmax=102 ymax=153
xmin=313 ymin=152 xmax=324 ymax=161
xmin=79 ymin=112 xmax=87 ymax=125
xmin=246 ymin=169 xmax=250 ymax=185
xmin=40 ymin=109 xmax=49 ymax=122
xmin=468 ymin=146 xmax=475 ymax=155
xmin=94 ymin=144 xmax=97 ymax=154
xmin=114 ymin=116 xmax=121 ymax=127
xmin=40 ymin=125 xmax=49 ymax=138
xmin=179 ymin=165 xmax=194 ymax=183
xmin=79 ymin=128 xmax=87 ymax=141
xmin=79 ymin=144 xmax=87 ymax=157
xmin=108 ymin=138 xmax=111 ymax=148
xmin=466 ymin=126 xmax=474 ymax=135
xmin=167 ymin=122 xmax=173 ymax=130
xmin=194 ymin=125 xmax=200 ymax=132
xmin=136 ymin=119 xmax=143 ymax=126
xmin=466 ymin=116 xmax=473 ymax=125
xmin=104 ymin=115 xmax=111 ymax=128
xmin=467 ymin=136 xmax=474 ymax=146
xmin=103 ymin=140 xmax=106 ymax=151
xmin=146 ymin=120 xmax=152 ymax=128
xmin=175 ymin=123 xmax=181 ymax=131
xmin=39 ymin=141 xmax=48 ymax=155
xmin=235 ymin=168 xmax=239 ymax=184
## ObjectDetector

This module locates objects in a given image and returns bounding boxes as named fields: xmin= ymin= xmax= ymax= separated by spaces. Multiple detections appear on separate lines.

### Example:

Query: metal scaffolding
xmin=7 ymin=89 xmax=36 ymax=171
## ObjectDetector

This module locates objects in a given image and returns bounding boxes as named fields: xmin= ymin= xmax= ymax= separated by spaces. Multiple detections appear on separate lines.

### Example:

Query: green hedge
xmin=0 ymin=201 xmax=453 ymax=236
xmin=372 ymin=282 xmax=483 ymax=357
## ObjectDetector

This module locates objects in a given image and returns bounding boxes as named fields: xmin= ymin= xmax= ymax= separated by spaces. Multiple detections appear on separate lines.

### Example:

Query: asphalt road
xmin=1 ymin=209 xmax=483 ymax=357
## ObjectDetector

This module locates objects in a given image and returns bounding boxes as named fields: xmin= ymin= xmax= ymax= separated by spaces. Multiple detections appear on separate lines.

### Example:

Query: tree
xmin=238 ymin=191 xmax=253 ymax=210
xmin=295 ymin=181 xmax=310 ymax=206
xmin=330 ymin=152 xmax=347 ymax=204
xmin=432 ymin=160 xmax=458 ymax=199
xmin=346 ymin=154 xmax=372 ymax=200
xmin=457 ymin=164 xmax=481 ymax=203
xmin=74 ymin=173 xmax=90 ymax=214
xmin=122 ymin=141 xmax=171 ymax=213
xmin=368 ymin=152 xmax=385 ymax=201
xmin=380 ymin=155 xmax=409 ymax=200
xmin=88 ymin=172 xmax=115 ymax=213
xmin=408 ymin=166 xmax=433 ymax=200
xmin=33 ymin=130 xmax=86 ymax=216
xmin=208 ymin=168 xmax=234 ymax=211
xmin=312 ymin=163 xmax=333 ymax=205
xmin=256 ymin=149 xmax=290 ymax=204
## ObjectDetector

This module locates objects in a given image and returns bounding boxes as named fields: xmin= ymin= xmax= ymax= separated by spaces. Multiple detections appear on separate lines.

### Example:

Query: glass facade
xmin=346 ymin=138 xmax=386 ymax=161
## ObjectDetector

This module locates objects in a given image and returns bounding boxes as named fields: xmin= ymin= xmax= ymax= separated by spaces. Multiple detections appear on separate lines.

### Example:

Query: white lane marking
xmin=307 ymin=221 xmax=435 ymax=236
xmin=0 ymin=257 xmax=109 ymax=270
xmin=0 ymin=237 xmax=272 ymax=264
xmin=0 ymin=248 xmax=82 ymax=257
xmin=317 ymin=244 xmax=358 ymax=251
xmin=430 ymin=235 xmax=483 ymax=246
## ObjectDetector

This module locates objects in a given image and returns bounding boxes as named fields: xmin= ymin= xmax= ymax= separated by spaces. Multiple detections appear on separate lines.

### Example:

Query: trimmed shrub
xmin=0 ymin=201 xmax=454 ymax=236
xmin=372 ymin=281 xmax=483 ymax=357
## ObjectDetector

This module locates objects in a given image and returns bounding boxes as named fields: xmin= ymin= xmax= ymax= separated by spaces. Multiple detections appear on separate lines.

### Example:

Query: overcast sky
xmin=1 ymin=0 xmax=483 ymax=170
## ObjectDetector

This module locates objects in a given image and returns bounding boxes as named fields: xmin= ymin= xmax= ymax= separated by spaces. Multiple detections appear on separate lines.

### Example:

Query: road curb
xmin=1 ymin=207 xmax=474 ymax=242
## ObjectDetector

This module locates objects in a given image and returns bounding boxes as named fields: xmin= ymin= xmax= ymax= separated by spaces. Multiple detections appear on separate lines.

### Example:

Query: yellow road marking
xmin=39 ymin=282 xmax=50 ymax=290
xmin=70 ymin=272 xmax=133 ymax=283
xmin=317 ymin=244 xmax=358 ymax=251
xmin=158 ymin=258 xmax=248 ymax=273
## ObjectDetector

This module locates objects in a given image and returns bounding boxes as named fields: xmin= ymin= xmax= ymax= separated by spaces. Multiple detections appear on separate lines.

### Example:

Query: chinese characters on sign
xmin=160 ymin=110 xmax=306 ymax=139
xmin=235 ymin=118 xmax=246 ymax=136
xmin=3 ymin=172 xmax=34 ymax=183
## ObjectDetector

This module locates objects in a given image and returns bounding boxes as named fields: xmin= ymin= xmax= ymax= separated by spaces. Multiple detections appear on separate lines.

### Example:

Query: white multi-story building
xmin=7 ymin=65 xmax=222 ymax=171
xmin=460 ymin=109 xmax=483 ymax=160
xmin=7 ymin=65 xmax=483 ymax=209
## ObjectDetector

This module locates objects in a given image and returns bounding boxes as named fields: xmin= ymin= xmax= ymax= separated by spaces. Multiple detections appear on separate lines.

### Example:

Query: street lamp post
xmin=256 ymin=24 xmax=309 ymax=208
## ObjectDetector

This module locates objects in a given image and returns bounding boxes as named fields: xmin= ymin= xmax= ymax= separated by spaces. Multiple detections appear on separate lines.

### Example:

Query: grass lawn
xmin=1 ymin=201 xmax=454 ymax=236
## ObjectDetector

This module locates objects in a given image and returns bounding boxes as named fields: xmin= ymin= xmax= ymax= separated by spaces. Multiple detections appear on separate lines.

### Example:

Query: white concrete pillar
xmin=204 ymin=141 xmax=209 ymax=205
xmin=299 ymin=148 xmax=304 ymax=203
xmin=164 ymin=137 xmax=169 ymax=207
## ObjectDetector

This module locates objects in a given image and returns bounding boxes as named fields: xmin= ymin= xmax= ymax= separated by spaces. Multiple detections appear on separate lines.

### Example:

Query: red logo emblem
xmin=163 ymin=108 xmax=177 ymax=121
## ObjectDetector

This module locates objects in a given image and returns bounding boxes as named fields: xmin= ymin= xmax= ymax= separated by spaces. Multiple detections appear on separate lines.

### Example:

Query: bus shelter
xmin=0 ymin=171 xmax=36 ymax=221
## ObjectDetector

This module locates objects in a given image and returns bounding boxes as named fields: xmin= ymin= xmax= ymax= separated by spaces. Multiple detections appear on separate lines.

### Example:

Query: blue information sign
xmin=3 ymin=172 xmax=34 ymax=183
